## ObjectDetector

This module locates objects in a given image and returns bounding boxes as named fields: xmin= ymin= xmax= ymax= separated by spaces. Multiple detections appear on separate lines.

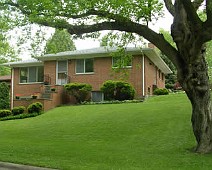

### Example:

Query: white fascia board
xmin=1 ymin=59 xmax=43 ymax=68
xmin=143 ymin=49 xmax=172 ymax=74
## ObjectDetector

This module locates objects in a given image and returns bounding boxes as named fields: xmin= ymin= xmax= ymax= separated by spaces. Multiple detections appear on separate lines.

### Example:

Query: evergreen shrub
xmin=153 ymin=88 xmax=169 ymax=95
xmin=0 ymin=110 xmax=12 ymax=118
xmin=12 ymin=106 xmax=26 ymax=115
xmin=27 ymin=102 xmax=43 ymax=114
xmin=101 ymin=80 xmax=135 ymax=101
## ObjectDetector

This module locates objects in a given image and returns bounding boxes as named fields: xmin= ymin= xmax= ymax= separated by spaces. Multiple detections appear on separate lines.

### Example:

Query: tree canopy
xmin=0 ymin=13 xmax=19 ymax=75
xmin=1 ymin=0 xmax=212 ymax=154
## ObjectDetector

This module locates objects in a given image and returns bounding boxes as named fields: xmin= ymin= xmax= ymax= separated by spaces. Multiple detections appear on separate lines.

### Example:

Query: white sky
xmin=14 ymin=8 xmax=173 ymax=60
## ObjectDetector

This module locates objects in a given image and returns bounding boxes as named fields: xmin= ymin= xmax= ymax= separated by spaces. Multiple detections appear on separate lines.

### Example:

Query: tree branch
xmin=164 ymin=0 xmax=175 ymax=16
xmin=58 ymin=9 xmax=125 ymax=21
xmin=179 ymin=0 xmax=202 ymax=27
xmin=67 ymin=20 xmax=180 ymax=69
xmin=1 ymin=0 xmax=181 ymax=69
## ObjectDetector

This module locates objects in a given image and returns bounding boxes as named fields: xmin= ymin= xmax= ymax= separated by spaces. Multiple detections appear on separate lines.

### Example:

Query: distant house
xmin=2 ymin=47 xmax=172 ymax=111
xmin=0 ymin=75 xmax=11 ymax=86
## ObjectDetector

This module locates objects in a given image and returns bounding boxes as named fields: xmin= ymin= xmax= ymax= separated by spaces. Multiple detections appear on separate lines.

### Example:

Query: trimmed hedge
xmin=101 ymin=80 xmax=135 ymax=101
xmin=153 ymin=88 xmax=169 ymax=95
xmin=0 ymin=110 xmax=12 ymax=118
xmin=27 ymin=102 xmax=43 ymax=114
xmin=0 ymin=112 xmax=42 ymax=121
xmin=12 ymin=106 xmax=26 ymax=115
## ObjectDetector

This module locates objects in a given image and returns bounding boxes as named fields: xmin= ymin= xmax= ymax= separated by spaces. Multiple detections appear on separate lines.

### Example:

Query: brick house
xmin=3 ymin=47 xmax=172 ymax=111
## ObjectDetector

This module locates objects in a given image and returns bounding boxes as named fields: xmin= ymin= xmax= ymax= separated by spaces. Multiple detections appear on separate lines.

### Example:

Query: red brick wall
xmin=12 ymin=67 xmax=66 ymax=111
xmin=67 ymin=56 xmax=143 ymax=98
xmin=13 ymin=68 xmax=43 ymax=97
xmin=44 ymin=61 xmax=57 ymax=85
xmin=144 ymin=57 xmax=165 ymax=95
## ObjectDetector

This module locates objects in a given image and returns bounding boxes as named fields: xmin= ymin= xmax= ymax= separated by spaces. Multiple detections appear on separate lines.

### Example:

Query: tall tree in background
xmin=0 ymin=13 xmax=19 ymax=75
xmin=1 ymin=0 xmax=212 ymax=153
xmin=44 ymin=29 xmax=76 ymax=54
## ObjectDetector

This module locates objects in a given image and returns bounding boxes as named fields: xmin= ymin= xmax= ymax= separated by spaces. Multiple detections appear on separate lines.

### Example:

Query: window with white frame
xmin=20 ymin=66 xmax=44 ymax=83
xmin=76 ymin=58 xmax=94 ymax=74
xmin=112 ymin=56 xmax=132 ymax=68
xmin=57 ymin=60 xmax=68 ymax=85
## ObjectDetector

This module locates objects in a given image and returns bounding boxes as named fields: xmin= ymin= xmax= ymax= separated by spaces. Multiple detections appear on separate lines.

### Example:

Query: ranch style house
xmin=3 ymin=46 xmax=172 ymax=111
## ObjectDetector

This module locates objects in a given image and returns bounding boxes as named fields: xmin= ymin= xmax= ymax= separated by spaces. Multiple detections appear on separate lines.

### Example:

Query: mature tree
xmin=0 ymin=12 xmax=19 ymax=75
xmin=206 ymin=40 xmax=212 ymax=81
xmin=44 ymin=29 xmax=76 ymax=54
xmin=1 ymin=0 xmax=212 ymax=153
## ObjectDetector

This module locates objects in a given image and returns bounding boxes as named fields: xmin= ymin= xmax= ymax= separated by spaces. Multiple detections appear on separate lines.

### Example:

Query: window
xmin=20 ymin=66 xmax=44 ymax=83
xmin=112 ymin=56 xmax=132 ymax=68
xmin=76 ymin=58 xmax=94 ymax=74
xmin=57 ymin=60 xmax=68 ymax=85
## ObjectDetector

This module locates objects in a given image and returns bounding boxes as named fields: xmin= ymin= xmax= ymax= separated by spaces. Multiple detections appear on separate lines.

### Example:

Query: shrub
xmin=0 ymin=110 xmax=12 ymax=118
xmin=12 ymin=106 xmax=26 ymax=115
xmin=101 ymin=80 xmax=135 ymax=101
xmin=64 ymin=83 xmax=92 ymax=103
xmin=27 ymin=102 xmax=43 ymax=114
xmin=0 ymin=82 xmax=10 ymax=109
xmin=115 ymin=81 xmax=135 ymax=101
xmin=165 ymin=83 xmax=174 ymax=90
xmin=100 ymin=80 xmax=116 ymax=100
xmin=153 ymin=88 xmax=169 ymax=95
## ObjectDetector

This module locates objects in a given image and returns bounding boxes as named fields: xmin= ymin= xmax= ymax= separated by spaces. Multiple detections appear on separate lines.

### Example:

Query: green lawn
xmin=0 ymin=93 xmax=212 ymax=170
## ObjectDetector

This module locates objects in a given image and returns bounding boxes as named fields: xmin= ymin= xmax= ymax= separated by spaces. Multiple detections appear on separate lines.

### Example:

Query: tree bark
xmin=178 ymin=53 xmax=212 ymax=153
xmin=171 ymin=0 xmax=212 ymax=153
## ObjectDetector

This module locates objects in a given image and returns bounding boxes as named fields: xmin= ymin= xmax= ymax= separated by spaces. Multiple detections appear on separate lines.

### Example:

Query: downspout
xmin=11 ymin=67 xmax=14 ymax=109
xmin=141 ymin=51 xmax=145 ymax=97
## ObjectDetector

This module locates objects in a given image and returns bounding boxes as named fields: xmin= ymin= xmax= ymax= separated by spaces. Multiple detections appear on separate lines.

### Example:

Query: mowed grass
xmin=0 ymin=93 xmax=212 ymax=169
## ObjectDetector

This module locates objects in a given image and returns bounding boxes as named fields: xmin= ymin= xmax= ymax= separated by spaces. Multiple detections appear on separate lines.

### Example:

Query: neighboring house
xmin=2 ymin=46 xmax=172 ymax=111
xmin=0 ymin=75 xmax=11 ymax=86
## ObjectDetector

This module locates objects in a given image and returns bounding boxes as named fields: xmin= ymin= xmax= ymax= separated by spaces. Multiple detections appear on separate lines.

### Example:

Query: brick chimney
xmin=148 ymin=42 xmax=155 ymax=49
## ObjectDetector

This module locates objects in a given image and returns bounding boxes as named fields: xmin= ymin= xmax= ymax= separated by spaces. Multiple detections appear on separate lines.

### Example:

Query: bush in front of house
xmin=115 ymin=81 xmax=135 ymax=101
xmin=12 ymin=106 xmax=26 ymax=115
xmin=153 ymin=88 xmax=169 ymax=95
xmin=27 ymin=102 xmax=43 ymax=114
xmin=165 ymin=83 xmax=174 ymax=90
xmin=64 ymin=83 xmax=92 ymax=103
xmin=0 ymin=82 xmax=10 ymax=109
xmin=0 ymin=110 xmax=12 ymax=118
xmin=101 ymin=80 xmax=135 ymax=101
xmin=100 ymin=80 xmax=116 ymax=100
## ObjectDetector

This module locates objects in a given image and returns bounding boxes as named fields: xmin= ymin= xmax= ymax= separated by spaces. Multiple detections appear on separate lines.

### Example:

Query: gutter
xmin=142 ymin=54 xmax=145 ymax=97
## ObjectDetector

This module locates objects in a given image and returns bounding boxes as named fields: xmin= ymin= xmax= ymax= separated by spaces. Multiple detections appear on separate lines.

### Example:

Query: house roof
xmin=0 ymin=75 xmax=11 ymax=81
xmin=2 ymin=47 xmax=172 ymax=74
xmin=1 ymin=59 xmax=43 ymax=67
xmin=36 ymin=47 xmax=172 ymax=74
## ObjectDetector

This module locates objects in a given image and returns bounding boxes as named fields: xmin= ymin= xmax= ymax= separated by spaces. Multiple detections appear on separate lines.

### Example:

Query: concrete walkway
xmin=0 ymin=161 xmax=58 ymax=170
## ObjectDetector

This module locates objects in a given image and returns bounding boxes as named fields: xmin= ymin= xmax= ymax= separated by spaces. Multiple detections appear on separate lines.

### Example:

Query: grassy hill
xmin=0 ymin=93 xmax=212 ymax=170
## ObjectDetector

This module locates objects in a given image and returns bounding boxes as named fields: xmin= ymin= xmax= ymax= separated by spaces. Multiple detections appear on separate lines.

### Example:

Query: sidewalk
xmin=0 ymin=161 xmax=58 ymax=170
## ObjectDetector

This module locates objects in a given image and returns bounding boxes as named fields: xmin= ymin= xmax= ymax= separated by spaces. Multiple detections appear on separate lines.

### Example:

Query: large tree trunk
xmin=171 ymin=0 xmax=212 ymax=153
xmin=177 ymin=48 xmax=212 ymax=153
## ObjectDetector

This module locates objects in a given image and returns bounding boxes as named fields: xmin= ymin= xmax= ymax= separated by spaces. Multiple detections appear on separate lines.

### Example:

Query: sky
xmin=12 ymin=7 xmax=173 ymax=60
